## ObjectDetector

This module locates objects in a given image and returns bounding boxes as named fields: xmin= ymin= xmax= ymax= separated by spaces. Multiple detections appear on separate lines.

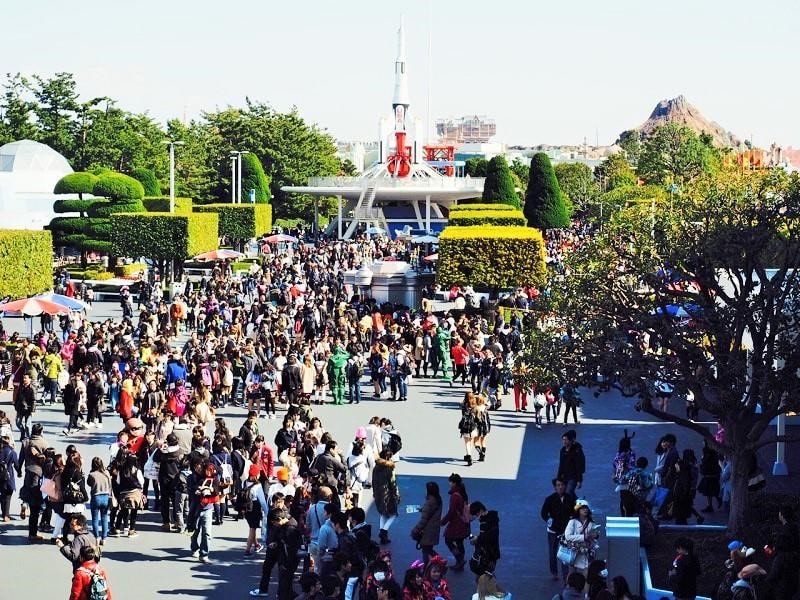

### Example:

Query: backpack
xmin=236 ymin=482 xmax=257 ymax=514
xmin=78 ymin=565 xmax=109 ymax=600
xmin=0 ymin=456 xmax=9 ymax=492
xmin=458 ymin=411 xmax=476 ymax=435
xmin=382 ymin=431 xmax=402 ymax=454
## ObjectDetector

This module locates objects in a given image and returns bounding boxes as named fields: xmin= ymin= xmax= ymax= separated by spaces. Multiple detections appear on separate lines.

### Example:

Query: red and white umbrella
xmin=264 ymin=234 xmax=298 ymax=244
xmin=423 ymin=253 xmax=438 ymax=262
xmin=194 ymin=249 xmax=244 ymax=261
xmin=0 ymin=297 xmax=71 ymax=316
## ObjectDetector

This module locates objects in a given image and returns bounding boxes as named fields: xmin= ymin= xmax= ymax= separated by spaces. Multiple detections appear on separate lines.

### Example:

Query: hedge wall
xmin=0 ymin=230 xmax=53 ymax=298
xmin=449 ymin=203 xmax=516 ymax=213
xmin=448 ymin=210 xmax=527 ymax=227
xmin=193 ymin=204 xmax=272 ymax=240
xmin=143 ymin=196 xmax=193 ymax=214
xmin=110 ymin=212 xmax=218 ymax=260
xmin=88 ymin=200 xmax=146 ymax=217
xmin=436 ymin=225 xmax=546 ymax=289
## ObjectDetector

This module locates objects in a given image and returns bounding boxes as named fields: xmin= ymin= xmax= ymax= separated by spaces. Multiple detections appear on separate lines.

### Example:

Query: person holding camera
xmin=187 ymin=459 xmax=220 ymax=564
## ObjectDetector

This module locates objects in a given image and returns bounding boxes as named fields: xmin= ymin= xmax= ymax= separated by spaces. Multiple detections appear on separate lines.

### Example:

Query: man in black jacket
xmin=14 ymin=374 xmax=36 ymax=441
xmin=540 ymin=477 xmax=577 ymax=581
xmin=281 ymin=354 xmax=302 ymax=405
xmin=468 ymin=501 xmax=501 ymax=575
xmin=156 ymin=433 xmax=185 ymax=531
xmin=557 ymin=429 xmax=586 ymax=496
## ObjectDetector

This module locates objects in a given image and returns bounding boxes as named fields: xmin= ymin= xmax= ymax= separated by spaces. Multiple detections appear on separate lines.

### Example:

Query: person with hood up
xmin=165 ymin=350 xmax=188 ymax=387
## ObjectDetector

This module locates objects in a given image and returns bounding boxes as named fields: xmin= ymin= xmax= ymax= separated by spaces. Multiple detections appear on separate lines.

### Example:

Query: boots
xmin=477 ymin=447 xmax=485 ymax=462
xmin=464 ymin=454 xmax=472 ymax=466
xmin=379 ymin=529 xmax=390 ymax=545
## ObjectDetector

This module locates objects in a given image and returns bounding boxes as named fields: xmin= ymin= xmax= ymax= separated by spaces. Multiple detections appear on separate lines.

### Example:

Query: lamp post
xmin=162 ymin=140 xmax=185 ymax=213
xmin=230 ymin=150 xmax=250 ymax=203
xmin=230 ymin=156 xmax=237 ymax=203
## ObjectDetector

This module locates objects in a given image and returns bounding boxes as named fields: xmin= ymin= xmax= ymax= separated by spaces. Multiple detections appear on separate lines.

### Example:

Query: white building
xmin=0 ymin=140 xmax=73 ymax=230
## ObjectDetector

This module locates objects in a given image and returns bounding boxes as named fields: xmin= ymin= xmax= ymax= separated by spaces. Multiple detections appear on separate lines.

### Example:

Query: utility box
xmin=605 ymin=517 xmax=640 ymax=594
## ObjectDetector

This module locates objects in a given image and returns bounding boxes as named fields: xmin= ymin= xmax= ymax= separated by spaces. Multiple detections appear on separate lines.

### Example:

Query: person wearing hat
xmin=266 ymin=467 xmax=296 ymax=505
xmin=731 ymin=563 xmax=766 ymax=599
xmin=242 ymin=463 xmax=268 ymax=556
xmin=562 ymin=499 xmax=600 ymax=575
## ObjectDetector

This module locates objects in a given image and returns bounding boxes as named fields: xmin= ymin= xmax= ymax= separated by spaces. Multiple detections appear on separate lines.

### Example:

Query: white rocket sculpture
xmin=387 ymin=19 xmax=412 ymax=177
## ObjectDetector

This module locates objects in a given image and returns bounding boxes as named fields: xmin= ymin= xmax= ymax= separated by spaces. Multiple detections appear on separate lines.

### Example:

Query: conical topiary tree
xmin=241 ymin=153 xmax=271 ymax=203
xmin=131 ymin=167 xmax=161 ymax=196
xmin=482 ymin=155 xmax=520 ymax=208
xmin=524 ymin=153 xmax=570 ymax=229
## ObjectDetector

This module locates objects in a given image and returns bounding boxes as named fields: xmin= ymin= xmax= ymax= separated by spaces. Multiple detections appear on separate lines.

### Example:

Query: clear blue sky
xmin=3 ymin=0 xmax=798 ymax=147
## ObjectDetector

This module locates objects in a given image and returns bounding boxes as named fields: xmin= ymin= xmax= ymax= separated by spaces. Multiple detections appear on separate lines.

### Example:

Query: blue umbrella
xmin=654 ymin=305 xmax=689 ymax=318
xmin=35 ymin=292 xmax=90 ymax=311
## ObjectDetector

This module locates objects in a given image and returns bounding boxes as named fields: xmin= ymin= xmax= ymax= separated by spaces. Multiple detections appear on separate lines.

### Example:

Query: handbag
xmin=556 ymin=541 xmax=577 ymax=566
xmin=41 ymin=477 xmax=61 ymax=502
xmin=653 ymin=486 xmax=670 ymax=510
xmin=143 ymin=451 xmax=160 ymax=480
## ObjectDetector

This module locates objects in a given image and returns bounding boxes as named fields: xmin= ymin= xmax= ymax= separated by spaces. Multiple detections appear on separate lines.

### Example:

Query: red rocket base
xmin=387 ymin=131 xmax=412 ymax=177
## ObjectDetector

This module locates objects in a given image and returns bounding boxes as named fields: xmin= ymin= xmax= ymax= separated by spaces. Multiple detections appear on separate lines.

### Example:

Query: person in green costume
xmin=436 ymin=323 xmax=452 ymax=382
xmin=327 ymin=345 xmax=349 ymax=405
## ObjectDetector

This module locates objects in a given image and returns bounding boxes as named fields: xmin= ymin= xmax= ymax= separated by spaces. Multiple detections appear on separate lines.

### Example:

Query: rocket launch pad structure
xmin=282 ymin=21 xmax=484 ymax=239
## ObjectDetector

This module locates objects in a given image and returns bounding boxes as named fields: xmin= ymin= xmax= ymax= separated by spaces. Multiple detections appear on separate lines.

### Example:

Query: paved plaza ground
xmin=0 ymin=302 xmax=792 ymax=599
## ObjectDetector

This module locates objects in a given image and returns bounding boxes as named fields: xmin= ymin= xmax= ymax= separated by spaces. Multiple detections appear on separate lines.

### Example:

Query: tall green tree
xmin=29 ymin=73 xmax=80 ymax=158
xmin=637 ymin=122 xmax=720 ymax=186
xmin=464 ymin=157 xmax=488 ymax=177
xmin=0 ymin=73 xmax=39 ymax=144
xmin=528 ymin=168 xmax=800 ymax=534
xmin=617 ymin=129 xmax=642 ymax=166
xmin=554 ymin=162 xmax=599 ymax=213
xmin=482 ymin=155 xmax=520 ymax=207
xmin=594 ymin=152 xmax=637 ymax=191
xmin=509 ymin=157 xmax=530 ymax=197
xmin=524 ymin=153 xmax=570 ymax=229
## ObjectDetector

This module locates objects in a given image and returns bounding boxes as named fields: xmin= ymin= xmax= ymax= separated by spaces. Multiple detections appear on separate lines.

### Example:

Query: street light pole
xmin=230 ymin=156 xmax=237 ymax=203
xmin=162 ymin=140 xmax=185 ymax=212
xmin=230 ymin=150 xmax=250 ymax=203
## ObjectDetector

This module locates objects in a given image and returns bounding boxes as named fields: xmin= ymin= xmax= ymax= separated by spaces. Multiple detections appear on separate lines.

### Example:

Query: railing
xmin=308 ymin=176 xmax=485 ymax=190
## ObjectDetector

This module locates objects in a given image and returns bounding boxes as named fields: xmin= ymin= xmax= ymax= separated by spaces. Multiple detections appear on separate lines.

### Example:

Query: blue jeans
xmin=191 ymin=506 xmax=213 ymax=557
xmin=348 ymin=380 xmax=361 ymax=403
xmin=16 ymin=413 xmax=30 ymax=440
xmin=397 ymin=375 xmax=408 ymax=399
xmin=45 ymin=377 xmax=58 ymax=404
xmin=91 ymin=494 xmax=110 ymax=540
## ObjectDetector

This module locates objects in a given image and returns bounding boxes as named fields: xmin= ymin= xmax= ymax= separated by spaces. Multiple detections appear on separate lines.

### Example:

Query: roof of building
xmin=0 ymin=139 xmax=73 ymax=174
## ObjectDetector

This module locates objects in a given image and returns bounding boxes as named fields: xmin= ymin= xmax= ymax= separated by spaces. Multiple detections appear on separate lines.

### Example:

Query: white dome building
xmin=0 ymin=139 xmax=74 ymax=230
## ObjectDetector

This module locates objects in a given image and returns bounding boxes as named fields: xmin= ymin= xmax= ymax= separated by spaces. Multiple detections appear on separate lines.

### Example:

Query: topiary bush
xmin=93 ymin=172 xmax=145 ymax=201
xmin=53 ymin=172 xmax=99 ymax=199
xmin=436 ymin=225 xmax=546 ymax=289
xmin=110 ymin=212 xmax=218 ymax=260
xmin=524 ymin=153 xmax=570 ymax=229
xmin=448 ymin=210 xmax=527 ymax=227
xmin=131 ymin=168 xmax=161 ymax=196
xmin=240 ymin=153 xmax=271 ymax=203
xmin=0 ymin=230 xmax=53 ymax=298
xmin=53 ymin=199 xmax=99 ymax=215
xmin=142 ymin=196 xmax=193 ymax=214
xmin=193 ymin=204 xmax=272 ymax=241
xmin=89 ymin=201 xmax=146 ymax=217
xmin=482 ymin=155 xmax=521 ymax=207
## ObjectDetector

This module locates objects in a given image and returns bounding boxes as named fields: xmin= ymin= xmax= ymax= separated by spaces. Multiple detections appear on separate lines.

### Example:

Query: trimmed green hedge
xmin=0 ymin=230 xmax=53 ymax=298
xmin=449 ymin=210 xmax=527 ymax=227
xmin=436 ymin=225 xmax=546 ymax=289
xmin=114 ymin=262 xmax=147 ymax=277
xmin=143 ymin=196 xmax=193 ymax=214
xmin=93 ymin=172 xmax=145 ymax=201
xmin=240 ymin=153 xmax=271 ymax=203
xmin=53 ymin=172 xmax=99 ymax=198
xmin=110 ymin=212 xmax=218 ymax=260
xmin=450 ymin=203 xmax=516 ymax=212
xmin=131 ymin=168 xmax=161 ymax=196
xmin=89 ymin=200 xmax=146 ymax=217
xmin=193 ymin=203 xmax=272 ymax=240
xmin=53 ymin=199 xmax=100 ymax=215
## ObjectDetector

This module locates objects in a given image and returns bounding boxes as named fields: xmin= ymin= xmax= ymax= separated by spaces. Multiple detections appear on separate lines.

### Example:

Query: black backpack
xmin=235 ymin=482 xmax=257 ymax=514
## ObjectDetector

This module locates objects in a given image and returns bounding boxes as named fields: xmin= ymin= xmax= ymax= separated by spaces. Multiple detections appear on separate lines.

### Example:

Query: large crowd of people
xmin=0 ymin=226 xmax=798 ymax=600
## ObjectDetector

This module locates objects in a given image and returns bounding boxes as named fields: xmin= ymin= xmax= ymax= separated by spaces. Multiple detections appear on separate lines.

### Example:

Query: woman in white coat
xmin=562 ymin=499 xmax=601 ymax=575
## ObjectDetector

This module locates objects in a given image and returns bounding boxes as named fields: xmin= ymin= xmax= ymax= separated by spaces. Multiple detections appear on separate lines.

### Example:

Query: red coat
xmin=450 ymin=345 xmax=469 ymax=367
xmin=440 ymin=489 xmax=470 ymax=540
xmin=70 ymin=561 xmax=112 ymax=600
xmin=118 ymin=389 xmax=134 ymax=420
